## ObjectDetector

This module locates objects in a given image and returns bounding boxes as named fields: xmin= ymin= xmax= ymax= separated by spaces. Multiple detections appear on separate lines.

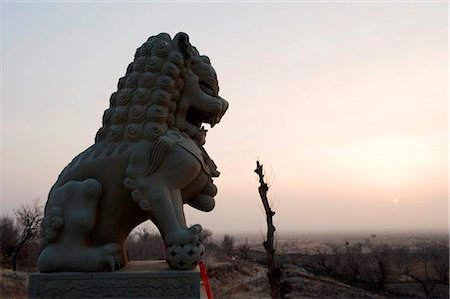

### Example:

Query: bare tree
xmin=221 ymin=234 xmax=235 ymax=256
xmin=200 ymin=228 xmax=221 ymax=253
xmin=127 ymin=227 xmax=165 ymax=260
xmin=0 ymin=199 xmax=43 ymax=271
xmin=404 ymin=242 xmax=442 ymax=297
xmin=135 ymin=227 xmax=157 ymax=242
xmin=394 ymin=245 xmax=410 ymax=274
xmin=0 ymin=215 xmax=19 ymax=267
xmin=315 ymin=247 xmax=333 ymax=275
xmin=255 ymin=160 xmax=281 ymax=298
xmin=201 ymin=228 xmax=214 ymax=244
xmin=327 ymin=243 xmax=344 ymax=275
xmin=429 ymin=242 xmax=449 ymax=284
xmin=314 ymin=244 xmax=344 ymax=277
xmin=370 ymin=244 xmax=393 ymax=290
xmin=238 ymin=238 xmax=251 ymax=259
xmin=344 ymin=242 xmax=364 ymax=282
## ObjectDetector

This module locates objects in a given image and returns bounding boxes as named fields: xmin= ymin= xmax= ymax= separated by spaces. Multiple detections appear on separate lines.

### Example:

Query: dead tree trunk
xmin=255 ymin=160 xmax=281 ymax=298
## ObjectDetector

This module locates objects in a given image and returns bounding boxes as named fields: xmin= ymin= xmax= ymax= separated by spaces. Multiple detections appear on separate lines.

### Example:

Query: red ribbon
xmin=199 ymin=261 xmax=213 ymax=299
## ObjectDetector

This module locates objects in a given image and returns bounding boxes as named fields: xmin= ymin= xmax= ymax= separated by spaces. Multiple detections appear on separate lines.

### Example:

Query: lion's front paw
xmin=166 ymin=241 xmax=204 ymax=270
xmin=165 ymin=224 xmax=202 ymax=247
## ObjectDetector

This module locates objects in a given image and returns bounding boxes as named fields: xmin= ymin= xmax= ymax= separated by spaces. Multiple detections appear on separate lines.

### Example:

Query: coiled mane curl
xmin=95 ymin=33 xmax=187 ymax=144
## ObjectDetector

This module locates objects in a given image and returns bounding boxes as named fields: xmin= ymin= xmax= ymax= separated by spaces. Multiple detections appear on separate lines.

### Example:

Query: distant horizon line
xmin=207 ymin=228 xmax=449 ymax=239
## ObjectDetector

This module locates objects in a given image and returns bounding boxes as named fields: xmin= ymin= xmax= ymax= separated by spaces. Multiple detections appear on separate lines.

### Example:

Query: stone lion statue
xmin=37 ymin=32 xmax=228 ymax=272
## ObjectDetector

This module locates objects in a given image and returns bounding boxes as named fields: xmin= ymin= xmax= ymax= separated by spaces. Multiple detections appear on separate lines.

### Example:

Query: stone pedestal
xmin=29 ymin=261 xmax=201 ymax=299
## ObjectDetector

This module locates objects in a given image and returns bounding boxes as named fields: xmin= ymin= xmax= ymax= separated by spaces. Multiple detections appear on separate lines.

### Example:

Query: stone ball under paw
xmin=166 ymin=241 xmax=204 ymax=270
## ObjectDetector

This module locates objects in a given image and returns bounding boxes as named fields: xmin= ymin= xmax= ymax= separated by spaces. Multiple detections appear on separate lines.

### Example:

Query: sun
xmin=393 ymin=198 xmax=399 ymax=204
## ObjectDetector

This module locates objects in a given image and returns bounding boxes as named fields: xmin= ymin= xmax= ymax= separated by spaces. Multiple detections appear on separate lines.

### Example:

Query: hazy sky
xmin=1 ymin=2 xmax=448 ymax=236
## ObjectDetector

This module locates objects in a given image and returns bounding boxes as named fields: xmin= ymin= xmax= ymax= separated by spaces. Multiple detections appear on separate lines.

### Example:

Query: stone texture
xmin=37 ymin=32 xmax=228 ymax=273
xmin=29 ymin=261 xmax=201 ymax=298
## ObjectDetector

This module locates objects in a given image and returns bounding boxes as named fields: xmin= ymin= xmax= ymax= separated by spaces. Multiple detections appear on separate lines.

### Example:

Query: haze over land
xmin=1 ymin=2 xmax=448 ymax=235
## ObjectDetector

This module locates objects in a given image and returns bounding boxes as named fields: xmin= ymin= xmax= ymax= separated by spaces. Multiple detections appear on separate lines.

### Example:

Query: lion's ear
xmin=173 ymin=32 xmax=192 ymax=66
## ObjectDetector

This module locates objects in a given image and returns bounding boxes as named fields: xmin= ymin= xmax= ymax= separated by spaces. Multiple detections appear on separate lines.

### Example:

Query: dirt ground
xmin=0 ymin=269 xmax=28 ymax=299
xmin=208 ymin=260 xmax=271 ymax=298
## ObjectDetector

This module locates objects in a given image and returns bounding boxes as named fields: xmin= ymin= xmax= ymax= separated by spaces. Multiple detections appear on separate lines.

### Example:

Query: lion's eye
xmin=200 ymin=82 xmax=214 ymax=96
xmin=204 ymin=87 xmax=214 ymax=96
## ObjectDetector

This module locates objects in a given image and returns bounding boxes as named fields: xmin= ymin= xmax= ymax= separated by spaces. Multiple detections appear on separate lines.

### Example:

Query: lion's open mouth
xmin=184 ymin=107 xmax=218 ymax=144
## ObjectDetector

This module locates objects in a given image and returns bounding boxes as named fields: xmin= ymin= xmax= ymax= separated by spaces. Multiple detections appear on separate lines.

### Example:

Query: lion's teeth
xmin=199 ymin=127 xmax=208 ymax=135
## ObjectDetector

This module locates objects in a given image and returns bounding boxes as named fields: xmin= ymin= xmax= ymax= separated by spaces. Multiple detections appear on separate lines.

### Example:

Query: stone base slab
xmin=29 ymin=261 xmax=201 ymax=299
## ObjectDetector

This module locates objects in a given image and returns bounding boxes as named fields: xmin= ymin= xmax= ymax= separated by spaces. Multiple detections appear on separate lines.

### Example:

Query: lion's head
xmin=95 ymin=32 xmax=228 ymax=147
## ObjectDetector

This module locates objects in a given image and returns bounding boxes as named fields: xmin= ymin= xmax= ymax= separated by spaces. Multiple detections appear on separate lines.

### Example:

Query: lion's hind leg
xmin=38 ymin=179 xmax=122 ymax=272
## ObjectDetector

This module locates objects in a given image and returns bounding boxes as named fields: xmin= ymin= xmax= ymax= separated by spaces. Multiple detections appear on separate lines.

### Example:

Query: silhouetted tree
xmin=238 ymin=238 xmax=251 ymax=259
xmin=370 ymin=244 xmax=393 ymax=290
xmin=344 ymin=242 xmax=364 ymax=281
xmin=405 ymin=242 xmax=440 ymax=297
xmin=255 ymin=160 xmax=282 ymax=298
xmin=315 ymin=243 xmax=345 ymax=276
xmin=0 ymin=215 xmax=19 ymax=267
xmin=127 ymin=227 xmax=165 ymax=260
xmin=201 ymin=228 xmax=214 ymax=244
xmin=328 ymin=243 xmax=345 ymax=275
xmin=0 ymin=199 xmax=42 ymax=271
xmin=394 ymin=245 xmax=410 ymax=274
xmin=315 ymin=247 xmax=333 ymax=275
xmin=221 ymin=234 xmax=235 ymax=256
xmin=429 ymin=242 xmax=449 ymax=284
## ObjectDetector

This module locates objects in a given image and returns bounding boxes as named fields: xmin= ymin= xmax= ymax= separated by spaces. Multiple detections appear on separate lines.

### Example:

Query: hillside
xmin=207 ymin=260 xmax=380 ymax=298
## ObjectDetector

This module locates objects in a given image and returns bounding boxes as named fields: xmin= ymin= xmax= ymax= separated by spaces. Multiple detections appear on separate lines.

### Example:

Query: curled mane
xmin=95 ymin=33 xmax=186 ymax=144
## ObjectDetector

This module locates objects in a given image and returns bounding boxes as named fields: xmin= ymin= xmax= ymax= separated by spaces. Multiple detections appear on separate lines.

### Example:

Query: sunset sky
xmin=1 ymin=2 xmax=448 ymax=236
